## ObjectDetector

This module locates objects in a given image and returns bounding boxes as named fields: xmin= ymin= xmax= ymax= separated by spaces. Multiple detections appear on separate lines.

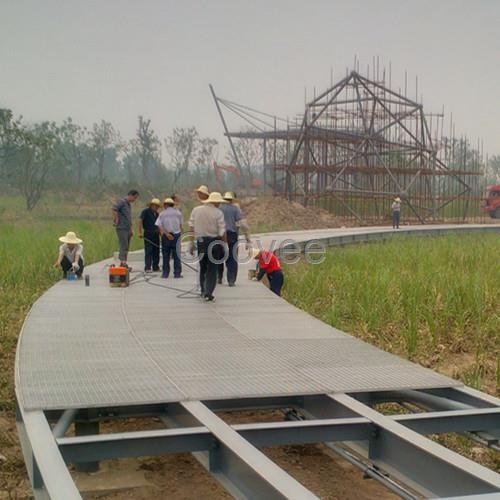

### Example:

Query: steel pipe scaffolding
xmin=211 ymin=69 xmax=486 ymax=224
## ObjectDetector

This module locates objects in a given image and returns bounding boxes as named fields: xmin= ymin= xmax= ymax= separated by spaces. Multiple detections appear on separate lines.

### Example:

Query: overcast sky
xmin=1 ymin=0 xmax=499 ymax=156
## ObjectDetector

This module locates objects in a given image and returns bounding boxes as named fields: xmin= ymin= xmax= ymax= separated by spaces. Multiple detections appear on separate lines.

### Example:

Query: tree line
xmin=0 ymin=110 xmax=230 ymax=210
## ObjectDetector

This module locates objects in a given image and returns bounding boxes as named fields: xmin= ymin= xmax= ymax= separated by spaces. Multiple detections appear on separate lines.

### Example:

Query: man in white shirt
xmin=189 ymin=192 xmax=226 ymax=302
xmin=156 ymin=198 xmax=183 ymax=278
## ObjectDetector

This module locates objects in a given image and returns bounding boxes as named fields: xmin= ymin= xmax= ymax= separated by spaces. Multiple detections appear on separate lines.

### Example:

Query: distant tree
xmin=89 ymin=120 xmax=121 ymax=182
xmin=59 ymin=118 xmax=90 ymax=189
xmin=10 ymin=121 xmax=62 ymax=210
xmin=131 ymin=116 xmax=161 ymax=185
xmin=165 ymin=127 xmax=199 ymax=188
xmin=194 ymin=137 xmax=218 ymax=175
xmin=0 ymin=109 xmax=23 ymax=179
xmin=225 ymin=136 xmax=263 ymax=183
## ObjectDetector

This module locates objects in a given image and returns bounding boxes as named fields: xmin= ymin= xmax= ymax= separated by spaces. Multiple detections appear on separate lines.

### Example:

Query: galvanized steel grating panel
xmin=15 ymin=225 xmax=487 ymax=411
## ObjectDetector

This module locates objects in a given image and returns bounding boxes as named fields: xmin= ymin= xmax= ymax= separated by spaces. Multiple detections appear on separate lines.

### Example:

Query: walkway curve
xmin=15 ymin=223 xmax=500 ymax=500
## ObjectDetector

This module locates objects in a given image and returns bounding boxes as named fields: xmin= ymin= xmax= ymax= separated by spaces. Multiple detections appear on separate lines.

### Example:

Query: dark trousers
xmin=218 ymin=230 xmax=238 ymax=284
xmin=392 ymin=211 xmax=400 ymax=229
xmin=198 ymin=237 xmax=224 ymax=299
xmin=61 ymin=256 xmax=84 ymax=278
xmin=144 ymin=230 xmax=160 ymax=271
xmin=268 ymin=270 xmax=284 ymax=296
xmin=116 ymin=228 xmax=131 ymax=262
xmin=161 ymin=233 xmax=182 ymax=277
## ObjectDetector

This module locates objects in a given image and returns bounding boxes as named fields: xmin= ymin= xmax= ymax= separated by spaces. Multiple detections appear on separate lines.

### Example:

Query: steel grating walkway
xmin=18 ymin=224 xmax=500 ymax=412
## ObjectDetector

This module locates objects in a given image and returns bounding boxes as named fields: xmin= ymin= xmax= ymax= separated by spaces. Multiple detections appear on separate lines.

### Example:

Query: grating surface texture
xmin=17 ymin=225 xmax=496 ymax=411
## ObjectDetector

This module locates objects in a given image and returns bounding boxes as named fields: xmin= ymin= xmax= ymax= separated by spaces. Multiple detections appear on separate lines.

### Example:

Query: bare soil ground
xmin=76 ymin=411 xmax=400 ymax=500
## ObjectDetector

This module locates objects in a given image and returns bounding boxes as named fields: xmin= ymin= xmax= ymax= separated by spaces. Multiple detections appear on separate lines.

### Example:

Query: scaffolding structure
xmin=211 ymin=69 xmax=485 ymax=224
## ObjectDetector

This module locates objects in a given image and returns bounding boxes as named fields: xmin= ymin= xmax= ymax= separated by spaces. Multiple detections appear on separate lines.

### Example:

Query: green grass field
xmin=283 ymin=234 xmax=500 ymax=394
xmin=0 ymin=219 xmax=142 ymax=414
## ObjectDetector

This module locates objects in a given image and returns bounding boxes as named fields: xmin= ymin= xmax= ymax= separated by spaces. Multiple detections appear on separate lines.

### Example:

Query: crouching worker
xmin=253 ymin=249 xmax=284 ymax=296
xmin=54 ymin=231 xmax=84 ymax=278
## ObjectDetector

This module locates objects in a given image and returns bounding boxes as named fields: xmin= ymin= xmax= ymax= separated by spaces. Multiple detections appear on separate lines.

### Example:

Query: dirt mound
xmin=240 ymin=196 xmax=344 ymax=233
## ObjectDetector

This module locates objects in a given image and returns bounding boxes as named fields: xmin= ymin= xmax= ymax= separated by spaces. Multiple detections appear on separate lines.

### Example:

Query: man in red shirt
xmin=253 ymin=249 xmax=284 ymax=296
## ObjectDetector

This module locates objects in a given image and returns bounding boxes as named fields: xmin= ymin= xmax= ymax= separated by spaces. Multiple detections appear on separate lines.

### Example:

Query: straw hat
xmin=202 ymin=192 xmax=226 ymax=204
xmin=252 ymin=248 xmax=261 ymax=259
xmin=150 ymin=198 xmax=161 ymax=206
xmin=223 ymin=191 xmax=235 ymax=201
xmin=196 ymin=185 xmax=210 ymax=196
xmin=59 ymin=231 xmax=82 ymax=244
xmin=163 ymin=197 xmax=175 ymax=205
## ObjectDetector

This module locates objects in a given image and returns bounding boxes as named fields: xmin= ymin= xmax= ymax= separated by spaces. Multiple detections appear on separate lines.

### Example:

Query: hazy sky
xmin=1 ymin=0 xmax=499 ymax=156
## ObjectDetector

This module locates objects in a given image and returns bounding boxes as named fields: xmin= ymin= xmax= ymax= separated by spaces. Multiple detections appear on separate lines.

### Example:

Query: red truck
xmin=482 ymin=185 xmax=500 ymax=218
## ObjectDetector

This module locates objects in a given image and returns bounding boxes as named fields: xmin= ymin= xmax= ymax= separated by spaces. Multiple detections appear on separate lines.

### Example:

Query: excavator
xmin=213 ymin=162 xmax=263 ymax=190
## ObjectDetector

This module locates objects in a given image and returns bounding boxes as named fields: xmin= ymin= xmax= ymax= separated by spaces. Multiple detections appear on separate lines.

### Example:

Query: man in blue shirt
xmin=218 ymin=192 xmax=242 ymax=286
xmin=112 ymin=189 xmax=139 ymax=267
xmin=138 ymin=198 xmax=161 ymax=272
xmin=155 ymin=197 xmax=183 ymax=278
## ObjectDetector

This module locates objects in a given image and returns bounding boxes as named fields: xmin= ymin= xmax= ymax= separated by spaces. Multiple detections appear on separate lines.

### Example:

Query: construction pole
xmin=209 ymin=84 xmax=244 ymax=183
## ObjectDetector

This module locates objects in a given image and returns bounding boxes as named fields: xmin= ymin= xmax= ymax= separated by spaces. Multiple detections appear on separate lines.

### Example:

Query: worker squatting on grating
xmin=137 ymin=198 xmax=161 ymax=272
xmin=54 ymin=231 xmax=84 ymax=279
xmin=156 ymin=197 xmax=184 ymax=279
xmin=253 ymin=249 xmax=284 ymax=296
xmin=189 ymin=191 xmax=226 ymax=302
xmin=112 ymin=189 xmax=139 ymax=267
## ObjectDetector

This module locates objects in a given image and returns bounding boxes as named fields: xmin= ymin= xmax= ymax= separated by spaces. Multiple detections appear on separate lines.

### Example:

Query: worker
xmin=391 ymin=197 xmax=401 ymax=229
xmin=137 ymin=198 xmax=161 ymax=272
xmin=112 ymin=189 xmax=139 ymax=267
xmin=189 ymin=192 xmax=226 ymax=302
xmin=253 ymin=249 xmax=284 ymax=296
xmin=195 ymin=185 xmax=210 ymax=202
xmin=54 ymin=231 xmax=84 ymax=279
xmin=170 ymin=193 xmax=181 ymax=206
xmin=217 ymin=191 xmax=246 ymax=286
xmin=156 ymin=197 xmax=183 ymax=278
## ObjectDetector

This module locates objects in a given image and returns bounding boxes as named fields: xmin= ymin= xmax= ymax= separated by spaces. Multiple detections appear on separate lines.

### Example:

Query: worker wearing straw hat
xmin=156 ymin=197 xmax=184 ymax=279
xmin=189 ymin=192 xmax=226 ymax=302
xmin=391 ymin=196 xmax=402 ymax=229
xmin=53 ymin=231 xmax=84 ymax=279
xmin=195 ymin=184 xmax=210 ymax=202
xmin=218 ymin=191 xmax=243 ymax=286
xmin=138 ymin=198 xmax=161 ymax=272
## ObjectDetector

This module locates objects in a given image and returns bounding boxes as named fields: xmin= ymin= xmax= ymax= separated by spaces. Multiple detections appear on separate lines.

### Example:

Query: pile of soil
xmin=240 ymin=196 xmax=345 ymax=232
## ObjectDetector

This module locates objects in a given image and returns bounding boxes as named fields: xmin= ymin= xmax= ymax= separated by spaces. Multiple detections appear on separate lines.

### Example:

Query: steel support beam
xmin=16 ymin=405 xmax=81 ymax=500
xmin=57 ymin=406 xmax=499 ymax=461
xmin=181 ymin=400 xmax=318 ymax=500
xmin=58 ymin=426 xmax=215 ymax=463
xmin=329 ymin=393 xmax=500 ymax=497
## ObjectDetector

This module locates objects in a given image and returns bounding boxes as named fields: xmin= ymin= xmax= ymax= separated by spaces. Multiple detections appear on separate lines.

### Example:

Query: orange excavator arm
xmin=213 ymin=162 xmax=241 ymax=184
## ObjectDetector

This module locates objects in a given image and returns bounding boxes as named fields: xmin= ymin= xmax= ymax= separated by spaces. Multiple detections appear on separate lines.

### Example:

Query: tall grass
xmin=0 ymin=220 xmax=140 ymax=412
xmin=283 ymin=234 xmax=500 ymax=392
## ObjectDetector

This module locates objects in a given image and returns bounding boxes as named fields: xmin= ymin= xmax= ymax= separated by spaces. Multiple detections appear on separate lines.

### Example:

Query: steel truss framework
xmin=211 ymin=71 xmax=485 ymax=224
xmin=16 ymin=226 xmax=500 ymax=499
xmin=17 ymin=386 xmax=500 ymax=499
